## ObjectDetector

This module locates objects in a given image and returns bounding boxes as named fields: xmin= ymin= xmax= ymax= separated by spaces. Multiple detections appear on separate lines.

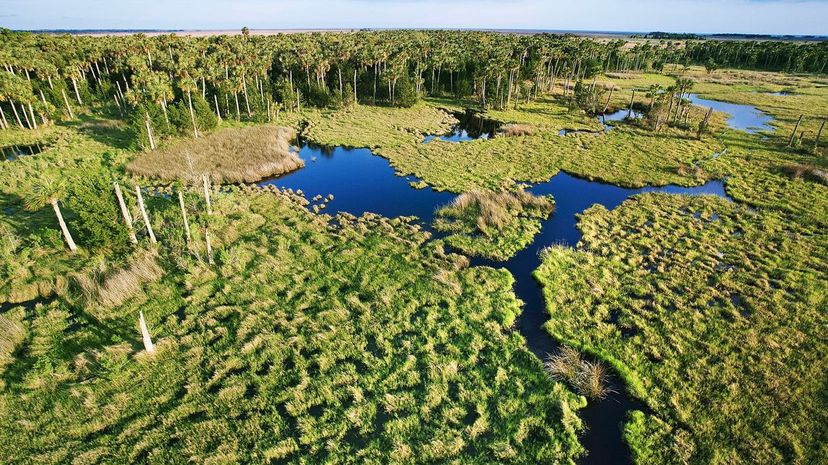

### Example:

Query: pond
xmin=687 ymin=94 xmax=773 ymax=133
xmin=2 ymin=143 xmax=44 ymax=161
xmin=259 ymin=135 xmax=731 ymax=465
xmin=423 ymin=109 xmax=499 ymax=143
xmin=598 ymin=108 xmax=643 ymax=131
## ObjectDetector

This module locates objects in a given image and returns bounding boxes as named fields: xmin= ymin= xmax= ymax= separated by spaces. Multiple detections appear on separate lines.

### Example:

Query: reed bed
xmin=127 ymin=126 xmax=303 ymax=183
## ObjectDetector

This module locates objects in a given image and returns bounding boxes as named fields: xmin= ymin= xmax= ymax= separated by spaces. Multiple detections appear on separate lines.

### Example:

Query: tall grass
xmin=443 ymin=190 xmax=554 ymax=234
xmin=72 ymin=252 xmax=163 ymax=308
xmin=127 ymin=126 xmax=302 ymax=183
xmin=544 ymin=346 xmax=614 ymax=400
xmin=782 ymin=163 xmax=828 ymax=185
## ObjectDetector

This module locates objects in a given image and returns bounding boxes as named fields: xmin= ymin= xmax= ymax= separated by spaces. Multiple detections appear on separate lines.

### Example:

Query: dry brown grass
xmin=127 ymin=126 xmax=303 ymax=183
xmin=449 ymin=190 xmax=553 ymax=232
xmin=782 ymin=163 xmax=828 ymax=185
xmin=544 ymin=346 xmax=614 ymax=399
xmin=499 ymin=124 xmax=535 ymax=137
xmin=72 ymin=252 xmax=164 ymax=308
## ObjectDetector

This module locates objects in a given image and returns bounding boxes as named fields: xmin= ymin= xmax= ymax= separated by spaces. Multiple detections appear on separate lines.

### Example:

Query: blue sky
xmin=2 ymin=0 xmax=827 ymax=35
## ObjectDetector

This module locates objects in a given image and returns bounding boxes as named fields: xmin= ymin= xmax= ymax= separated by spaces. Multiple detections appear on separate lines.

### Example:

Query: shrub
xmin=393 ymin=75 xmax=418 ymax=108
xmin=65 ymin=172 xmax=130 ymax=252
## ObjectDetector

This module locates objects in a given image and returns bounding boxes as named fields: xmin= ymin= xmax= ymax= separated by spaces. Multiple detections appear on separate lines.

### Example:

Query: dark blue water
xmin=598 ymin=109 xmax=643 ymax=132
xmin=2 ymin=144 xmax=43 ymax=161
xmin=688 ymin=94 xmax=773 ymax=133
xmin=259 ymin=143 xmax=454 ymax=221
xmin=259 ymin=138 xmax=730 ymax=465
xmin=423 ymin=128 xmax=489 ymax=143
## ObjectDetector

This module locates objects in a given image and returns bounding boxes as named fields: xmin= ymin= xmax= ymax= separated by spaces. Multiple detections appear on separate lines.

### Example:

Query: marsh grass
xmin=500 ymin=123 xmax=535 ymax=137
xmin=435 ymin=190 xmax=554 ymax=260
xmin=72 ymin=251 xmax=163 ymax=308
xmin=781 ymin=163 xmax=828 ymax=186
xmin=544 ymin=346 xmax=615 ymax=400
xmin=127 ymin=126 xmax=302 ymax=183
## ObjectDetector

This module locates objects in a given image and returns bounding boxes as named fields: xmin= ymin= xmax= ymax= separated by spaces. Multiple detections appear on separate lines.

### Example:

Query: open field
xmin=127 ymin=126 xmax=302 ymax=183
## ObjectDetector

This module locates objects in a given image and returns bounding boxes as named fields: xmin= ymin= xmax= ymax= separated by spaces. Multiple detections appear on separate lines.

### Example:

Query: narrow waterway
xmin=259 ymin=130 xmax=730 ymax=464
xmin=257 ymin=96 xmax=773 ymax=463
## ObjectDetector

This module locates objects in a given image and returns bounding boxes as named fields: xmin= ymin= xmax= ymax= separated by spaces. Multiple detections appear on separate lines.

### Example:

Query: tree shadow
xmin=60 ymin=113 xmax=133 ymax=150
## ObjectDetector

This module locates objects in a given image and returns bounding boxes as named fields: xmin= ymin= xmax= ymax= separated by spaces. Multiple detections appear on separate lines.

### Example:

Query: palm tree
xmin=24 ymin=178 xmax=78 ymax=252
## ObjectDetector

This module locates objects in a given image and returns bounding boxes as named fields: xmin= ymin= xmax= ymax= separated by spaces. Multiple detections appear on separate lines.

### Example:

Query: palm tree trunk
xmin=205 ymin=227 xmax=215 ymax=265
xmin=28 ymin=103 xmax=37 ymax=129
xmin=214 ymin=94 xmax=222 ymax=121
xmin=338 ymin=67 xmax=343 ymax=97
xmin=814 ymin=120 xmax=825 ymax=151
xmin=202 ymin=174 xmax=212 ymax=215
xmin=187 ymin=90 xmax=198 ymax=138
xmin=139 ymin=311 xmax=155 ymax=353
xmin=788 ymin=115 xmax=803 ymax=147
xmin=234 ymin=92 xmax=241 ymax=119
xmin=242 ymin=75 xmax=252 ymax=116
xmin=134 ymin=185 xmax=157 ymax=244
xmin=178 ymin=191 xmax=191 ymax=243
xmin=145 ymin=112 xmax=156 ymax=150
xmin=0 ymin=106 xmax=7 ymax=129
xmin=353 ymin=68 xmax=358 ymax=105
xmin=61 ymin=89 xmax=74 ymax=118
xmin=50 ymin=198 xmax=77 ymax=252
xmin=603 ymin=87 xmax=614 ymax=113
xmin=627 ymin=90 xmax=636 ymax=119
xmin=71 ymin=77 xmax=83 ymax=105
xmin=9 ymin=101 xmax=24 ymax=128
xmin=113 ymin=181 xmax=137 ymax=244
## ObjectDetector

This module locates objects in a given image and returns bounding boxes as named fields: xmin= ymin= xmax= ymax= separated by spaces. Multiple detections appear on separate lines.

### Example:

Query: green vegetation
xmin=0 ymin=190 xmax=586 ymax=464
xmin=434 ymin=190 xmax=554 ymax=260
xmin=535 ymin=194 xmax=827 ymax=465
xmin=1 ymin=27 xmax=828 ymax=465
xmin=127 ymin=126 xmax=302 ymax=183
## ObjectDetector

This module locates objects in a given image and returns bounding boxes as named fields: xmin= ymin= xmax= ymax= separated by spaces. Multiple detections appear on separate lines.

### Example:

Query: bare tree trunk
xmin=242 ymin=75 xmax=252 ymax=116
xmin=28 ymin=103 xmax=37 ymax=129
xmin=61 ymin=89 xmax=74 ymax=118
xmin=139 ymin=311 xmax=155 ymax=353
xmin=698 ymin=107 xmax=714 ymax=139
xmin=353 ymin=68 xmax=358 ymax=105
xmin=20 ymin=102 xmax=32 ymax=129
xmin=205 ymin=227 xmax=215 ymax=265
xmin=50 ymin=199 xmax=77 ymax=252
xmin=178 ymin=191 xmax=191 ymax=243
xmin=71 ymin=77 xmax=83 ymax=105
xmin=214 ymin=94 xmax=222 ymax=121
xmin=135 ymin=185 xmax=157 ymax=244
xmin=202 ymin=174 xmax=212 ymax=215
xmin=338 ymin=67 xmax=343 ymax=97
xmin=9 ymin=101 xmax=24 ymax=128
xmin=602 ymin=87 xmax=614 ymax=113
xmin=113 ymin=181 xmax=137 ymax=244
xmin=788 ymin=115 xmax=803 ymax=147
xmin=187 ymin=90 xmax=198 ymax=138
xmin=0 ymin=105 xmax=7 ymax=129
xmin=627 ymin=90 xmax=636 ymax=119
xmin=234 ymin=92 xmax=241 ymax=119
xmin=814 ymin=120 xmax=825 ymax=151
xmin=145 ymin=112 xmax=156 ymax=150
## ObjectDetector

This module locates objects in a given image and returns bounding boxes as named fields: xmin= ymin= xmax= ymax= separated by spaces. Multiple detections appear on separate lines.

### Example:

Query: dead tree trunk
xmin=202 ymin=175 xmax=212 ymax=215
xmin=135 ymin=185 xmax=157 ymax=244
xmin=788 ymin=115 xmax=803 ymax=147
xmin=113 ymin=182 xmax=137 ymax=243
xmin=178 ymin=191 xmax=191 ymax=243
xmin=139 ymin=311 xmax=155 ymax=353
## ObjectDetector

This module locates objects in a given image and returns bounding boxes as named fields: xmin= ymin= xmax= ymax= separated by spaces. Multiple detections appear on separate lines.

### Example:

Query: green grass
xmin=0 ymin=191 xmax=586 ymax=464
xmin=534 ymin=193 xmax=828 ymax=465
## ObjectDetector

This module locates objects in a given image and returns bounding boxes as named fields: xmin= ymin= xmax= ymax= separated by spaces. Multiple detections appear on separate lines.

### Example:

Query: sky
xmin=1 ymin=0 xmax=827 ymax=35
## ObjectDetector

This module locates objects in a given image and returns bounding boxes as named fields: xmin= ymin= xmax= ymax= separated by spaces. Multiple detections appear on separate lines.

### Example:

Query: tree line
xmin=1 ymin=28 xmax=826 ymax=148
